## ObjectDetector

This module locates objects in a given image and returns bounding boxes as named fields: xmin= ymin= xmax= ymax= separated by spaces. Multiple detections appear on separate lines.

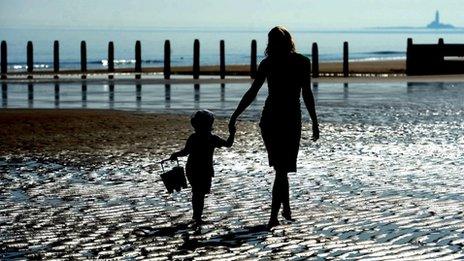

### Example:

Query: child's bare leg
xmin=192 ymin=192 xmax=205 ymax=223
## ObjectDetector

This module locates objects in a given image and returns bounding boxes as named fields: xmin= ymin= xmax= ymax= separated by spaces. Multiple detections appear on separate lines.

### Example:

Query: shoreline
xmin=3 ymin=59 xmax=464 ymax=84
xmin=3 ymin=59 xmax=405 ymax=76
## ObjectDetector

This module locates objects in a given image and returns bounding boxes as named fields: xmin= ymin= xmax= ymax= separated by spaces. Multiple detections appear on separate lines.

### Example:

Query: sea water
xmin=1 ymin=27 xmax=464 ymax=70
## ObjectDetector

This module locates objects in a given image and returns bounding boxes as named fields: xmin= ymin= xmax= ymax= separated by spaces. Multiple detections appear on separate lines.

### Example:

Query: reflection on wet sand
xmin=109 ymin=83 xmax=114 ymax=109
xmin=81 ymin=83 xmax=87 ymax=108
xmin=2 ymin=83 xmax=6 ymax=107
xmin=194 ymin=84 xmax=200 ymax=109
xmin=136 ymin=83 xmax=142 ymax=110
xmin=54 ymin=83 xmax=59 ymax=108
xmin=27 ymin=83 xmax=33 ymax=108
xmin=165 ymin=84 xmax=171 ymax=109
xmin=343 ymin=82 xmax=349 ymax=99
xmin=407 ymin=82 xmax=446 ymax=93
xmin=221 ymin=83 xmax=225 ymax=102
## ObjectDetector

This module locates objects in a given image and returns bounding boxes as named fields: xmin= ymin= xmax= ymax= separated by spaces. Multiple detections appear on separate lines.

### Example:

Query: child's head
xmin=191 ymin=110 xmax=215 ymax=133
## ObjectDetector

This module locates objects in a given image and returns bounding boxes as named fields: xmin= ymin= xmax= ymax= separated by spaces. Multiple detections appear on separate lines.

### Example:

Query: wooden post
xmin=27 ymin=41 xmax=33 ymax=79
xmin=164 ymin=40 xmax=171 ymax=79
xmin=80 ymin=41 xmax=87 ymax=79
xmin=220 ymin=40 xmax=225 ymax=79
xmin=343 ymin=41 xmax=349 ymax=77
xmin=250 ymin=39 xmax=257 ymax=79
xmin=193 ymin=39 xmax=200 ymax=79
xmin=53 ymin=40 xmax=59 ymax=79
xmin=312 ymin=42 xmax=319 ymax=78
xmin=406 ymin=38 xmax=413 ymax=75
xmin=108 ymin=41 xmax=114 ymax=79
xmin=135 ymin=40 xmax=141 ymax=79
xmin=1 ymin=41 xmax=7 ymax=79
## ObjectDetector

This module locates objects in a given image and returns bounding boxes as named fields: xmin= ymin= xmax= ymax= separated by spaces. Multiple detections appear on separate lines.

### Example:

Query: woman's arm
xmin=229 ymin=66 xmax=266 ymax=128
xmin=302 ymin=66 xmax=319 ymax=141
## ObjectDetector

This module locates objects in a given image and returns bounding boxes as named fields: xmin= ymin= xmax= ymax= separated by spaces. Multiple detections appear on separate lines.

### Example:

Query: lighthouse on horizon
xmin=427 ymin=10 xmax=455 ymax=29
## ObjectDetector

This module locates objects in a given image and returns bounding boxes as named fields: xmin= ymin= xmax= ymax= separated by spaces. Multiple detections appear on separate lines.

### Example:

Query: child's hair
xmin=191 ymin=110 xmax=215 ymax=132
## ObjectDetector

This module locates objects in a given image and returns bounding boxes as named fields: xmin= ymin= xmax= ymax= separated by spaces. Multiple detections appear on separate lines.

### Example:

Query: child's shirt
xmin=184 ymin=132 xmax=229 ymax=179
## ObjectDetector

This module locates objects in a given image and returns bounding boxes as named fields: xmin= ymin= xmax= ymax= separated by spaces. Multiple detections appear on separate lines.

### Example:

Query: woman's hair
xmin=191 ymin=110 xmax=215 ymax=132
xmin=265 ymin=26 xmax=296 ymax=57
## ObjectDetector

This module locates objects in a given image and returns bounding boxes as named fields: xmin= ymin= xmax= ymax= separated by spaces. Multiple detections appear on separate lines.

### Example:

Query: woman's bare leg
xmin=281 ymin=172 xmax=291 ymax=219
xmin=269 ymin=169 xmax=287 ymax=227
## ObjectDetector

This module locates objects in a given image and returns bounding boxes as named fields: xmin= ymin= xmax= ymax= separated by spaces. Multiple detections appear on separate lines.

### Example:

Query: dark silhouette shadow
xmin=2 ymin=83 xmax=7 ymax=108
xmin=81 ymin=83 xmax=87 ymax=108
xmin=134 ymin=222 xmax=190 ymax=238
xmin=136 ymin=83 xmax=142 ymax=110
xmin=135 ymin=223 xmax=268 ymax=252
xmin=54 ymin=83 xmax=59 ymax=108
xmin=109 ymin=83 xmax=114 ymax=109
xmin=228 ymin=26 xmax=319 ymax=228
xmin=27 ymin=83 xmax=33 ymax=108
xmin=179 ymin=225 xmax=268 ymax=250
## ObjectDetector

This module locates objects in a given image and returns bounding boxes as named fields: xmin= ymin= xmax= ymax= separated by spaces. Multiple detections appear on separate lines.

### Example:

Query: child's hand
xmin=168 ymin=153 xmax=178 ymax=161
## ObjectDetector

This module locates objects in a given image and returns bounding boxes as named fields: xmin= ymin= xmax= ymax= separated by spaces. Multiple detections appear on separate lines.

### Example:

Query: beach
xmin=1 ymin=108 xmax=463 ymax=259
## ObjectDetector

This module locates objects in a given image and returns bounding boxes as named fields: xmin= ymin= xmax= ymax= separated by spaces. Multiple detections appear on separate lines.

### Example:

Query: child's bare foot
xmin=267 ymin=218 xmax=279 ymax=229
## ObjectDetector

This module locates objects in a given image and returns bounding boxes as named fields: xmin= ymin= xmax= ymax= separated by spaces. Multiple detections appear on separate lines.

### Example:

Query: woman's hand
xmin=312 ymin=124 xmax=319 ymax=142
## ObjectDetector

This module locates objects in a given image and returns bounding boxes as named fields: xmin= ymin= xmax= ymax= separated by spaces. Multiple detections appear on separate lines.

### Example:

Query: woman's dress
xmin=258 ymin=53 xmax=311 ymax=172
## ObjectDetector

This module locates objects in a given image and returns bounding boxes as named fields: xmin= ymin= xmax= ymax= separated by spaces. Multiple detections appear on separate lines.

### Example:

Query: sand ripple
xmin=1 ymin=117 xmax=463 ymax=259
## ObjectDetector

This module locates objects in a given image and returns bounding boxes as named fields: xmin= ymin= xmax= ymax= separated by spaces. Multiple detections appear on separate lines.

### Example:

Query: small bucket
xmin=160 ymin=159 xmax=188 ymax=193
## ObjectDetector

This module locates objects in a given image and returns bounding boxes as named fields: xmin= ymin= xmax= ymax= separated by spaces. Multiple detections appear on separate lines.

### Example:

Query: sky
xmin=0 ymin=0 xmax=463 ymax=30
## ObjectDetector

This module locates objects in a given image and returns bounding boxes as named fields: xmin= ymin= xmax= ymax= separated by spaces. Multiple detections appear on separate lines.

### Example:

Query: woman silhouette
xmin=229 ymin=26 xmax=319 ymax=228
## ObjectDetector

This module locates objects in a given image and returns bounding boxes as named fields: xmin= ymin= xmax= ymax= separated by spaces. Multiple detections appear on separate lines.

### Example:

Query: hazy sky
xmin=0 ymin=0 xmax=462 ymax=30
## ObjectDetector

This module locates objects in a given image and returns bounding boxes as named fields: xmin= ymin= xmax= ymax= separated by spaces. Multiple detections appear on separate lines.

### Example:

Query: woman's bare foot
xmin=282 ymin=211 xmax=295 ymax=222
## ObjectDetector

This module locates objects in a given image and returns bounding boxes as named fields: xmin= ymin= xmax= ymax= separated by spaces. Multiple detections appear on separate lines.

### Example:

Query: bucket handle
xmin=160 ymin=158 xmax=180 ymax=172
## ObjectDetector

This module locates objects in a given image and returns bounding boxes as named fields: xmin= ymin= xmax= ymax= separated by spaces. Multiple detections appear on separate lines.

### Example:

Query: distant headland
xmin=372 ymin=10 xmax=459 ymax=30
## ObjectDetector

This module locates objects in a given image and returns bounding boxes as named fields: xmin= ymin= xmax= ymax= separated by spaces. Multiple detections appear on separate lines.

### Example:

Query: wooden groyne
xmin=1 ymin=38 xmax=445 ymax=81
xmin=406 ymin=38 xmax=464 ymax=75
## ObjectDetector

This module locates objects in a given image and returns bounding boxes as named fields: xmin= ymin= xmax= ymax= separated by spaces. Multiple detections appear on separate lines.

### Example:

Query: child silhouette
xmin=169 ymin=110 xmax=235 ymax=225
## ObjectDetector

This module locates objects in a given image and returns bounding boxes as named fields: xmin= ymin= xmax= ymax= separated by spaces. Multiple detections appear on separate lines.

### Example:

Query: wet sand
xmin=1 ymin=109 xmax=464 ymax=259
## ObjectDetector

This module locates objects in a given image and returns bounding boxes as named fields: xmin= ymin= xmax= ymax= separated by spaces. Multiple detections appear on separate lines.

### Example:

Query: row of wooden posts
xmin=0 ymin=40 xmax=350 ymax=80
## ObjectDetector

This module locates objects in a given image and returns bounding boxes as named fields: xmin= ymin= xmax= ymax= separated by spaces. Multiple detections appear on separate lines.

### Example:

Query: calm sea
xmin=1 ymin=27 xmax=464 ymax=71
